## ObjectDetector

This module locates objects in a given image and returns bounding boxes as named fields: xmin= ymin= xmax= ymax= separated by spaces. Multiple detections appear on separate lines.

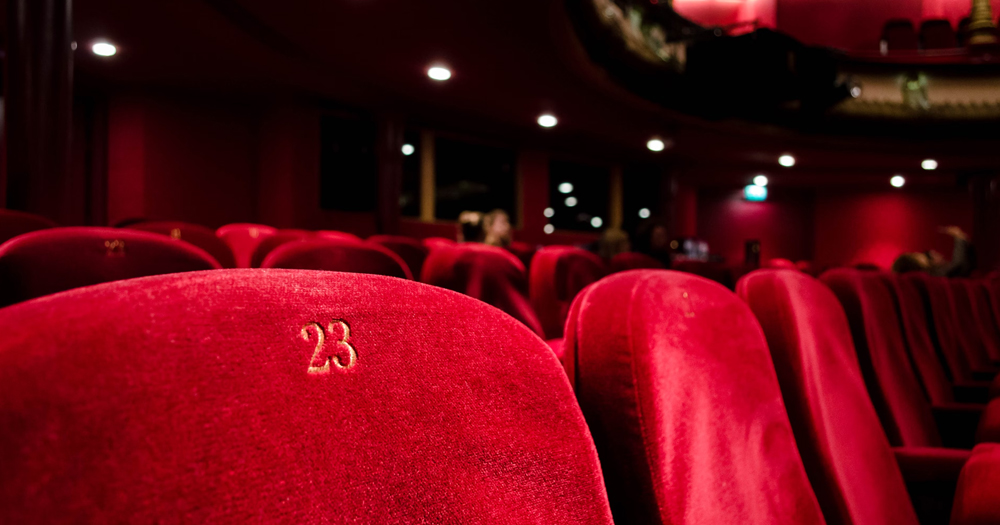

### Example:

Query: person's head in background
xmin=892 ymin=252 xmax=931 ymax=274
xmin=482 ymin=209 xmax=512 ymax=247
xmin=634 ymin=219 xmax=670 ymax=254
xmin=598 ymin=228 xmax=630 ymax=260
xmin=457 ymin=211 xmax=484 ymax=243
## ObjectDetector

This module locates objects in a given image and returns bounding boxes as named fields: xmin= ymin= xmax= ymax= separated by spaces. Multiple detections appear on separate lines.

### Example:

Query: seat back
xmin=0 ymin=209 xmax=56 ymax=245
xmin=506 ymin=241 xmax=537 ymax=270
xmin=766 ymin=258 xmax=797 ymax=270
xmin=0 ymin=227 xmax=220 ymax=307
xmin=530 ymin=246 xmax=606 ymax=339
xmin=966 ymin=281 xmax=1000 ymax=366
xmin=316 ymin=230 xmax=361 ymax=242
xmin=262 ymin=238 xmax=412 ymax=280
xmin=946 ymin=279 xmax=997 ymax=376
xmin=608 ymin=252 xmax=664 ymax=273
xmin=0 ymin=270 xmax=613 ymax=523
xmin=423 ymin=237 xmax=456 ymax=251
xmin=882 ymin=19 xmax=919 ymax=50
xmin=950 ymin=443 xmax=1000 ymax=525
xmin=423 ymin=244 xmax=543 ymax=337
xmin=907 ymin=274 xmax=978 ymax=384
xmin=565 ymin=270 xmax=824 ymax=524
xmin=250 ymin=229 xmax=311 ymax=268
xmin=368 ymin=235 xmax=429 ymax=280
xmin=821 ymin=269 xmax=942 ymax=447
xmin=216 ymin=223 xmax=277 ymax=268
xmin=737 ymin=270 xmax=919 ymax=525
xmin=127 ymin=221 xmax=235 ymax=268
xmin=921 ymin=19 xmax=957 ymax=49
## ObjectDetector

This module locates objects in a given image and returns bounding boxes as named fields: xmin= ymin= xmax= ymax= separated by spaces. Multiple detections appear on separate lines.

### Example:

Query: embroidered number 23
xmin=301 ymin=319 xmax=357 ymax=374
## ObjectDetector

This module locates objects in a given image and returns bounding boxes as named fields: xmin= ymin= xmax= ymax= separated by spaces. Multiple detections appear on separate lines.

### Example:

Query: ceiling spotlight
xmin=543 ymin=224 xmax=555 ymax=234
xmin=753 ymin=175 xmax=769 ymax=187
xmin=647 ymin=139 xmax=665 ymax=152
xmin=744 ymin=184 xmax=768 ymax=202
xmin=638 ymin=208 xmax=651 ymax=219
xmin=543 ymin=207 xmax=555 ymax=218
xmin=890 ymin=175 xmax=906 ymax=188
xmin=591 ymin=216 xmax=604 ymax=228
xmin=565 ymin=196 xmax=578 ymax=207
xmin=921 ymin=159 xmax=938 ymax=170
xmin=778 ymin=154 xmax=796 ymax=167
xmin=850 ymin=85 xmax=862 ymax=98
xmin=91 ymin=41 xmax=117 ymax=57
xmin=401 ymin=144 xmax=415 ymax=156
xmin=427 ymin=66 xmax=451 ymax=81
xmin=558 ymin=182 xmax=574 ymax=194
xmin=537 ymin=114 xmax=558 ymax=128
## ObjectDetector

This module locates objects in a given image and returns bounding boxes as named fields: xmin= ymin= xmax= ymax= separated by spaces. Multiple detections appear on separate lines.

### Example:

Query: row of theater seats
xmin=2 ymin=263 xmax=999 ymax=522
xmin=881 ymin=17 xmax=998 ymax=52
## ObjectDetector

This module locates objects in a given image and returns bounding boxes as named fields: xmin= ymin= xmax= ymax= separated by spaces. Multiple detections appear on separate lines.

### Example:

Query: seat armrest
xmin=951 ymin=444 xmax=1000 ymax=525
xmin=893 ymin=447 xmax=971 ymax=484
xmin=932 ymin=403 xmax=985 ymax=449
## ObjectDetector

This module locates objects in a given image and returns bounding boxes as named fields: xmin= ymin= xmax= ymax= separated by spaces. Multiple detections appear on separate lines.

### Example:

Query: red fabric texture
xmin=316 ymin=231 xmax=362 ymax=242
xmin=821 ymin=269 xmax=943 ymax=448
xmin=127 ymin=221 xmax=236 ymax=268
xmin=964 ymin=282 xmax=1000 ymax=366
xmin=368 ymin=235 xmax=430 ymax=281
xmin=0 ymin=227 xmax=220 ymax=307
xmin=530 ymin=246 xmax=606 ymax=339
xmin=423 ymin=237 xmax=456 ymax=250
xmin=0 ymin=209 xmax=56 ymax=245
xmin=250 ymin=229 xmax=312 ymax=268
xmin=946 ymin=280 xmax=1000 ymax=377
xmin=0 ymin=270 xmax=613 ymax=523
xmin=907 ymin=274 xmax=985 ymax=385
xmin=974 ymin=400 xmax=1000 ymax=444
xmin=950 ymin=443 xmax=1000 ymax=525
xmin=564 ymin=270 xmax=825 ymax=525
xmin=507 ymin=241 xmax=537 ymax=270
xmin=216 ymin=223 xmax=277 ymax=268
xmin=736 ymin=270 xmax=920 ymax=525
xmin=766 ymin=258 xmax=798 ymax=270
xmin=893 ymin=447 xmax=971 ymax=484
xmin=261 ymin=238 xmax=412 ymax=280
xmin=423 ymin=243 xmax=543 ymax=338
xmin=608 ymin=252 xmax=665 ymax=273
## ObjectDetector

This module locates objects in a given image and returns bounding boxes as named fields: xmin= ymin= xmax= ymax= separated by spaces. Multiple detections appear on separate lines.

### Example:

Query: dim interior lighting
xmin=91 ymin=41 xmax=117 ymax=57
xmin=591 ymin=216 xmax=603 ymax=228
xmin=647 ymin=138 xmax=665 ymax=152
xmin=922 ymin=159 xmax=938 ymax=170
xmin=891 ymin=175 xmax=906 ymax=188
xmin=638 ymin=207 xmax=651 ymax=219
xmin=544 ymin=224 xmax=555 ymax=234
xmin=744 ymin=184 xmax=768 ymax=202
xmin=427 ymin=66 xmax=451 ymax=81
xmin=753 ymin=175 xmax=769 ymax=187
xmin=543 ymin=207 xmax=555 ymax=218
xmin=401 ymin=144 xmax=415 ymax=156
xmin=558 ymin=182 xmax=574 ymax=194
xmin=778 ymin=154 xmax=796 ymax=167
xmin=565 ymin=196 xmax=578 ymax=207
xmin=537 ymin=114 xmax=558 ymax=128
xmin=850 ymin=85 xmax=862 ymax=98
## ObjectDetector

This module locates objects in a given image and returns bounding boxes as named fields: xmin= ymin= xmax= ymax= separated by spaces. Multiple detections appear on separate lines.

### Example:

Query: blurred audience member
xmin=457 ymin=211 xmax=484 ymax=243
xmin=892 ymin=226 xmax=975 ymax=277
xmin=597 ymin=228 xmax=630 ymax=260
xmin=482 ymin=209 xmax=513 ymax=247
xmin=634 ymin=220 xmax=672 ymax=266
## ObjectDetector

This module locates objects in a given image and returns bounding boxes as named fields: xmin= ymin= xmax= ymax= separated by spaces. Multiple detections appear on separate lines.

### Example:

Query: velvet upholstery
xmin=608 ymin=252 xmax=665 ymax=273
xmin=946 ymin=280 xmax=1000 ymax=377
xmin=0 ymin=227 xmax=221 ymax=307
xmin=250 ymin=229 xmax=312 ymax=268
xmin=127 ymin=220 xmax=236 ymax=268
xmin=737 ymin=270 xmax=921 ymax=525
xmin=0 ymin=270 xmax=614 ymax=523
xmin=963 ymin=282 xmax=1000 ymax=366
xmin=507 ymin=241 xmax=537 ymax=270
xmin=530 ymin=246 xmax=606 ymax=339
xmin=423 ymin=243 xmax=543 ymax=337
xmin=369 ymin=235 xmax=430 ymax=280
xmin=423 ymin=237 xmax=456 ymax=250
xmin=950 ymin=443 xmax=1000 ymax=525
xmin=564 ymin=270 xmax=824 ymax=525
xmin=766 ymin=258 xmax=798 ymax=270
xmin=216 ymin=223 xmax=277 ymax=268
xmin=316 ymin=230 xmax=362 ymax=242
xmin=261 ymin=238 xmax=412 ymax=280
xmin=0 ymin=209 xmax=56 ymax=245
xmin=907 ymin=274 xmax=986 ymax=386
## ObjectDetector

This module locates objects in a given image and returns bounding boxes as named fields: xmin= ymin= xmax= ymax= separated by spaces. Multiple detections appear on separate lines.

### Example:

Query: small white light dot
xmin=850 ymin=85 xmax=862 ymax=98
xmin=92 ymin=41 xmax=117 ymax=57
xmin=778 ymin=154 xmax=795 ymax=167
xmin=543 ymin=207 xmax=555 ymax=218
xmin=565 ymin=196 xmax=578 ymax=207
xmin=427 ymin=66 xmax=451 ymax=81
xmin=543 ymin=224 xmax=555 ymax=234
xmin=401 ymin=144 xmax=415 ymax=156
xmin=537 ymin=114 xmax=558 ymax=128
xmin=638 ymin=208 xmax=651 ymax=219
xmin=591 ymin=216 xmax=603 ymax=228
xmin=921 ymin=159 xmax=938 ymax=170
xmin=753 ymin=175 xmax=769 ymax=187
xmin=558 ymin=182 xmax=574 ymax=194
xmin=647 ymin=139 xmax=665 ymax=152
xmin=891 ymin=175 xmax=906 ymax=188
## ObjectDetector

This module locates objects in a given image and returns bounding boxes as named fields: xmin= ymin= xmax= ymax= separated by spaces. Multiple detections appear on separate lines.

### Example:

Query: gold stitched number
xmin=301 ymin=319 xmax=357 ymax=374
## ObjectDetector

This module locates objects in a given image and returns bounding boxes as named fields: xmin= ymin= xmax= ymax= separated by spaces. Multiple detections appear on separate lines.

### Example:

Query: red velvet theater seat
xmin=216 ymin=223 xmax=277 ymax=268
xmin=530 ymin=246 xmax=606 ymax=339
xmin=368 ymin=234 xmax=429 ymax=280
xmin=507 ymin=241 xmax=537 ymax=270
xmin=0 ymin=227 xmax=220 ymax=307
xmin=960 ymin=281 xmax=1000 ymax=367
xmin=249 ymin=229 xmax=311 ymax=268
xmin=608 ymin=251 xmax=664 ymax=273
xmin=738 ymin=270 xmax=934 ymax=525
xmin=0 ymin=270 xmax=613 ymax=523
xmin=127 ymin=221 xmax=236 ymax=268
xmin=950 ymin=443 xmax=1000 ymax=525
xmin=316 ymin=230 xmax=362 ymax=242
xmin=423 ymin=236 xmax=456 ymax=251
xmin=0 ymin=209 xmax=56 ymax=245
xmin=564 ymin=270 xmax=825 ymax=524
xmin=948 ymin=280 xmax=1000 ymax=376
xmin=765 ymin=258 xmax=798 ymax=270
xmin=261 ymin=238 xmax=412 ymax=280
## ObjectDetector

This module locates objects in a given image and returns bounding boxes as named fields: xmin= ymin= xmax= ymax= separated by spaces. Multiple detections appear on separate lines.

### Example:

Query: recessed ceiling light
xmin=543 ymin=224 xmax=555 ymax=234
xmin=427 ymin=66 xmax=451 ymax=81
xmin=921 ymin=159 xmax=938 ymax=170
xmin=565 ymin=196 xmax=578 ymax=207
xmin=753 ymin=175 xmax=769 ymax=187
xmin=543 ymin=207 xmax=555 ymax=218
xmin=401 ymin=144 xmax=415 ymax=156
xmin=537 ymin=114 xmax=557 ymax=128
xmin=638 ymin=208 xmax=651 ymax=219
xmin=890 ymin=175 xmax=906 ymax=188
xmin=91 ymin=41 xmax=117 ymax=57
xmin=647 ymin=138 xmax=665 ymax=152
xmin=558 ymin=182 xmax=574 ymax=194
xmin=778 ymin=154 xmax=795 ymax=167
xmin=591 ymin=216 xmax=604 ymax=228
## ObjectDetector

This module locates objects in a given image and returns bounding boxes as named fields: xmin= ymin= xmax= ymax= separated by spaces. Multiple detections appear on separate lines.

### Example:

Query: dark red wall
xmin=697 ymin=187 xmax=815 ymax=265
